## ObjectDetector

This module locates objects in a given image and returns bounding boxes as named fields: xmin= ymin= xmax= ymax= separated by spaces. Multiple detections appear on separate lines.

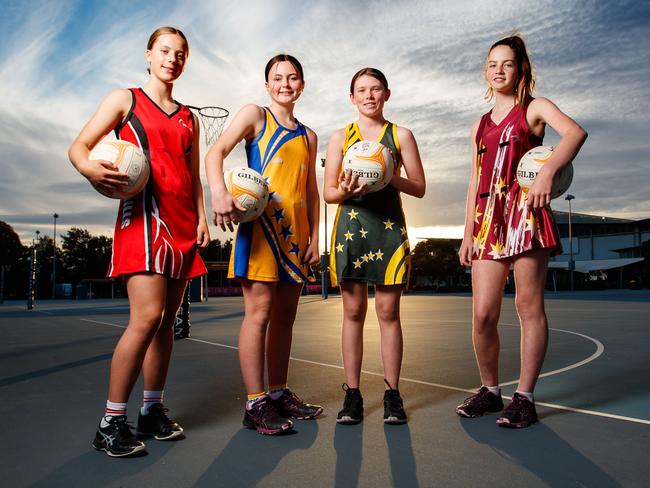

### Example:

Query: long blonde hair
xmin=484 ymin=35 xmax=535 ymax=108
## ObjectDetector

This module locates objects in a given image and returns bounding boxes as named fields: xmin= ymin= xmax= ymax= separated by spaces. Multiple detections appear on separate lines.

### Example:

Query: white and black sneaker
xmin=383 ymin=380 xmax=408 ymax=425
xmin=92 ymin=415 xmax=146 ymax=457
xmin=137 ymin=403 xmax=184 ymax=440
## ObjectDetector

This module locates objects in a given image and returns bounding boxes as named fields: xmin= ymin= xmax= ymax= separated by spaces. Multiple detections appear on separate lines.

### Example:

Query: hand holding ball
xmin=224 ymin=167 xmax=269 ymax=222
xmin=342 ymin=140 xmax=395 ymax=193
xmin=88 ymin=140 xmax=149 ymax=199
xmin=516 ymin=146 xmax=573 ymax=199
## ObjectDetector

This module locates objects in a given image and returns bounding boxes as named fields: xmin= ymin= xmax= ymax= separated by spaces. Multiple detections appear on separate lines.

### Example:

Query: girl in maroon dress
xmin=456 ymin=35 xmax=587 ymax=428
xmin=69 ymin=27 xmax=209 ymax=456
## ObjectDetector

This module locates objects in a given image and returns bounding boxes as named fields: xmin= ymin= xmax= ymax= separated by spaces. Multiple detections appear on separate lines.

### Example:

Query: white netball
xmin=342 ymin=140 xmax=395 ymax=193
xmin=224 ymin=166 xmax=269 ymax=223
xmin=89 ymin=139 xmax=150 ymax=199
xmin=516 ymin=145 xmax=574 ymax=199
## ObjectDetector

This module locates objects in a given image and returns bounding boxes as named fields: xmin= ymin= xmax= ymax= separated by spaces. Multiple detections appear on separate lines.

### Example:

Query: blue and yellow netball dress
xmin=330 ymin=122 xmax=410 ymax=286
xmin=228 ymin=107 xmax=313 ymax=283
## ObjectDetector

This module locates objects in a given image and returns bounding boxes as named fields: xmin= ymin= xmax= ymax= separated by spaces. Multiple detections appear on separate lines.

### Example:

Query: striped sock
xmin=246 ymin=392 xmax=267 ymax=410
xmin=268 ymin=384 xmax=287 ymax=400
xmin=141 ymin=390 xmax=164 ymax=415
xmin=101 ymin=400 xmax=127 ymax=428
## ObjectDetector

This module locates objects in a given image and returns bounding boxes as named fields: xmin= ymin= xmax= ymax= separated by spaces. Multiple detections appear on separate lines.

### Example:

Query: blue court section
xmin=1 ymin=291 xmax=649 ymax=487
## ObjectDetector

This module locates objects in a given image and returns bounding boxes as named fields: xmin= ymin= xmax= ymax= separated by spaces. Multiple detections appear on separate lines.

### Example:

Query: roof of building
xmin=552 ymin=211 xmax=635 ymax=225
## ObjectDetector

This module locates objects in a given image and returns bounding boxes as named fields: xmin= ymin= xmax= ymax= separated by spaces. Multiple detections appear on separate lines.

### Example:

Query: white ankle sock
xmin=101 ymin=400 xmax=127 ymax=427
xmin=141 ymin=390 xmax=164 ymax=415
xmin=516 ymin=390 xmax=534 ymax=402
xmin=484 ymin=385 xmax=501 ymax=396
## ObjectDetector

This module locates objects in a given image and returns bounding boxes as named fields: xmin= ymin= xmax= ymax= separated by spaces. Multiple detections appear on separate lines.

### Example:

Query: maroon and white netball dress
xmin=108 ymin=88 xmax=206 ymax=279
xmin=472 ymin=103 xmax=561 ymax=260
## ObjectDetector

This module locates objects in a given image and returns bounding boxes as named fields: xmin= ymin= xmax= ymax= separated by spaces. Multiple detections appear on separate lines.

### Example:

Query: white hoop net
xmin=189 ymin=106 xmax=229 ymax=146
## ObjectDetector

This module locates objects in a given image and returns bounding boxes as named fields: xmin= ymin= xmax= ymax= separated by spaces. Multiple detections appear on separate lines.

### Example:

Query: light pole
xmin=28 ymin=230 xmax=40 ymax=309
xmin=52 ymin=213 xmax=58 ymax=298
xmin=565 ymin=194 xmax=575 ymax=291
xmin=320 ymin=157 xmax=329 ymax=299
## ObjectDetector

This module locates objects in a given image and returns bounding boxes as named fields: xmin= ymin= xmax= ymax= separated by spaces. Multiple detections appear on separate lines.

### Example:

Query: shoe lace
xmin=113 ymin=417 xmax=137 ymax=438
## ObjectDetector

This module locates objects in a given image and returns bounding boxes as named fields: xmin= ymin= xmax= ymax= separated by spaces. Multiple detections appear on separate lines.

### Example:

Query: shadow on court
xmin=460 ymin=418 xmax=623 ymax=487
xmin=194 ymin=422 xmax=319 ymax=487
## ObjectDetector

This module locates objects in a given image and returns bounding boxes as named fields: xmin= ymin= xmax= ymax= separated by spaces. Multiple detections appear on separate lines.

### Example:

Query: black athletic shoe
xmin=243 ymin=397 xmax=294 ymax=435
xmin=496 ymin=392 xmax=538 ymax=428
xmin=456 ymin=386 xmax=504 ymax=418
xmin=271 ymin=388 xmax=323 ymax=420
xmin=336 ymin=384 xmax=363 ymax=424
xmin=383 ymin=380 xmax=407 ymax=424
xmin=137 ymin=404 xmax=184 ymax=440
xmin=92 ymin=415 xmax=146 ymax=458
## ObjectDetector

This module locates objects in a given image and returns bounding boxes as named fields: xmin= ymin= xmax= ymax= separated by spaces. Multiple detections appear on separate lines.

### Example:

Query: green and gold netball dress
xmin=330 ymin=121 xmax=410 ymax=286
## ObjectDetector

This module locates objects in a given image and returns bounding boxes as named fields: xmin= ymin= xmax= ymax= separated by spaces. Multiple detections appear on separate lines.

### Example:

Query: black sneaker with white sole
xmin=383 ymin=380 xmax=408 ymax=424
xmin=92 ymin=415 xmax=146 ymax=458
xmin=137 ymin=403 xmax=184 ymax=440
xmin=336 ymin=384 xmax=363 ymax=425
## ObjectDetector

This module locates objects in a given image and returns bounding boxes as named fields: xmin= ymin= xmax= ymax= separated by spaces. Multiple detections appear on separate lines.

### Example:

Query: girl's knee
xmin=473 ymin=308 xmax=499 ymax=334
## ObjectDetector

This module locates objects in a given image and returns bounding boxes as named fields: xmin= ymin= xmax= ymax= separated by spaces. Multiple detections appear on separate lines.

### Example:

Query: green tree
xmin=0 ymin=221 xmax=27 ymax=299
xmin=61 ymin=227 xmax=113 ymax=284
xmin=410 ymin=239 xmax=464 ymax=290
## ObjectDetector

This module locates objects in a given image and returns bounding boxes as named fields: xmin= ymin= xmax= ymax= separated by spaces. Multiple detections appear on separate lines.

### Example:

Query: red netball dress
xmin=472 ymin=103 xmax=561 ymax=260
xmin=107 ymin=88 xmax=206 ymax=279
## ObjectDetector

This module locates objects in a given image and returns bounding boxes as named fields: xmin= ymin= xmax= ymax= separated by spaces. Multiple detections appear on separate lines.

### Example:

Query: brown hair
xmin=147 ymin=26 xmax=189 ymax=56
xmin=350 ymin=67 xmax=389 ymax=94
xmin=264 ymin=54 xmax=304 ymax=81
xmin=485 ymin=34 xmax=535 ymax=107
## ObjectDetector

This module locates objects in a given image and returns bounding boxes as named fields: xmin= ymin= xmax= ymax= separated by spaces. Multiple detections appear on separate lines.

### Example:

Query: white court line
xmin=497 ymin=323 xmax=605 ymax=387
xmin=79 ymin=318 xmax=650 ymax=426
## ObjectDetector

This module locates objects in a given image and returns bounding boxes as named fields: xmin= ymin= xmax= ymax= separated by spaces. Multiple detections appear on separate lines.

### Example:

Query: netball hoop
xmin=175 ymin=104 xmax=228 ymax=340
xmin=188 ymin=105 xmax=229 ymax=146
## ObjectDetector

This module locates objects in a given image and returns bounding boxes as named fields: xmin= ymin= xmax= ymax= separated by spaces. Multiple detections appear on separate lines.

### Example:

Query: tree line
xmin=0 ymin=220 xmax=234 ymax=300
xmin=1 ymin=219 xmax=472 ymax=299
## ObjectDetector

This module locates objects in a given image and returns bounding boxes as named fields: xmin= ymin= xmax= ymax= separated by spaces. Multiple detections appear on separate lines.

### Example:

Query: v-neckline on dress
xmin=489 ymin=104 xmax=517 ymax=127
xmin=354 ymin=121 xmax=389 ymax=142
xmin=138 ymin=88 xmax=181 ymax=118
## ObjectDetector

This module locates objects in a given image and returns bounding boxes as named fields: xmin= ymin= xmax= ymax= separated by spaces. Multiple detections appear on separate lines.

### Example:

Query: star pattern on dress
xmin=400 ymin=226 xmax=407 ymax=236
xmin=384 ymin=219 xmax=394 ymax=230
xmin=361 ymin=254 xmax=369 ymax=263
xmin=375 ymin=249 xmax=384 ymax=260
xmin=525 ymin=212 xmax=536 ymax=233
xmin=272 ymin=207 xmax=285 ymax=224
xmin=280 ymin=224 xmax=293 ymax=240
xmin=289 ymin=242 xmax=300 ymax=255
xmin=473 ymin=235 xmax=485 ymax=255
xmin=494 ymin=177 xmax=507 ymax=199
xmin=359 ymin=228 xmax=368 ymax=238
xmin=474 ymin=205 xmax=483 ymax=224
xmin=488 ymin=240 xmax=505 ymax=259
xmin=353 ymin=258 xmax=362 ymax=269
xmin=368 ymin=251 xmax=375 ymax=261
xmin=347 ymin=209 xmax=359 ymax=220
xmin=336 ymin=242 xmax=344 ymax=253
xmin=344 ymin=230 xmax=354 ymax=241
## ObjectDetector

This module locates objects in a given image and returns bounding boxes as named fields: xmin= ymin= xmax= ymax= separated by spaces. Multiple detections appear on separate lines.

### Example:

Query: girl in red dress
xmin=69 ymin=27 xmax=209 ymax=456
xmin=456 ymin=35 xmax=587 ymax=428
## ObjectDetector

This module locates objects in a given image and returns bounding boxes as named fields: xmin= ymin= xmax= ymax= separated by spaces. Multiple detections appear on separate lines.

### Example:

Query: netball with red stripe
xmin=516 ymin=145 xmax=574 ymax=199
xmin=89 ymin=139 xmax=150 ymax=199
xmin=342 ymin=140 xmax=395 ymax=193
xmin=225 ymin=166 xmax=269 ymax=222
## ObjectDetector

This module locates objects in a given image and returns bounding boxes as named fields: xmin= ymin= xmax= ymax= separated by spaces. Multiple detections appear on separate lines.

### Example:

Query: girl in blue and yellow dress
xmin=205 ymin=54 xmax=322 ymax=435
xmin=323 ymin=68 xmax=425 ymax=425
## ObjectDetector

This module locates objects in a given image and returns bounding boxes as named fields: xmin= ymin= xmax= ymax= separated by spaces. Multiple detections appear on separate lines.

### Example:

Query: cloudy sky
xmin=1 ymin=0 xmax=649 ymax=247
